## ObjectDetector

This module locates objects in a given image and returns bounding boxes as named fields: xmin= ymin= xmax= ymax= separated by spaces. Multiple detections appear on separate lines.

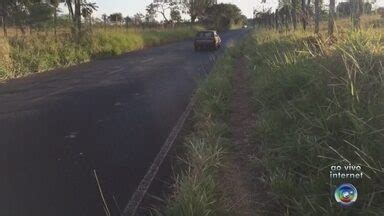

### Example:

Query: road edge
xmin=121 ymin=91 xmax=198 ymax=216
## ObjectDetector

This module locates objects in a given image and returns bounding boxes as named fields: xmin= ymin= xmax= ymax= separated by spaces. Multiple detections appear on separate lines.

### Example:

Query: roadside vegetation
xmin=0 ymin=0 xmax=246 ymax=80
xmin=157 ymin=1 xmax=384 ymax=215
xmin=245 ymin=18 xmax=384 ymax=215
xmin=0 ymin=26 xmax=202 ymax=79
xmin=152 ymin=50 xmax=236 ymax=216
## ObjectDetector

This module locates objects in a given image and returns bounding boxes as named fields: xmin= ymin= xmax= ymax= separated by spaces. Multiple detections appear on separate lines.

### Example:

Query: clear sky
xmin=59 ymin=0 xmax=277 ymax=18
xmin=59 ymin=0 xmax=384 ymax=19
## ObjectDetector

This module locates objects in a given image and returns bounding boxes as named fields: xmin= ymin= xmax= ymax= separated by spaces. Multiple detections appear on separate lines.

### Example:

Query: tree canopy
xmin=109 ymin=13 xmax=123 ymax=23
xmin=201 ymin=3 xmax=245 ymax=30
xmin=181 ymin=0 xmax=217 ymax=22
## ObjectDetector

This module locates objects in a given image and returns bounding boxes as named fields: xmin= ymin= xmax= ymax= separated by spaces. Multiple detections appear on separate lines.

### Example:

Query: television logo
xmin=334 ymin=183 xmax=358 ymax=207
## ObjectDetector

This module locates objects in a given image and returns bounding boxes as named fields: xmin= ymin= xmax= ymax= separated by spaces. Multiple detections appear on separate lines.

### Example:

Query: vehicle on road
xmin=194 ymin=30 xmax=221 ymax=51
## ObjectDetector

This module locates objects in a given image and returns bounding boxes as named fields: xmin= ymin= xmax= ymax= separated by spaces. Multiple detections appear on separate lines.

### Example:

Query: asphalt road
xmin=0 ymin=29 xmax=248 ymax=216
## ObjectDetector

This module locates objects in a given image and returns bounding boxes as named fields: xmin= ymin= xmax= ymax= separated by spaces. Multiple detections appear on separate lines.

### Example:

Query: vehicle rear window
xmin=197 ymin=32 xmax=214 ymax=38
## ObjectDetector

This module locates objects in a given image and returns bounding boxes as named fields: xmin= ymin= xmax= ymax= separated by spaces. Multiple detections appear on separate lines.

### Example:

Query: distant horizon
xmin=58 ymin=0 xmax=276 ymax=19
xmin=58 ymin=0 xmax=384 ymax=20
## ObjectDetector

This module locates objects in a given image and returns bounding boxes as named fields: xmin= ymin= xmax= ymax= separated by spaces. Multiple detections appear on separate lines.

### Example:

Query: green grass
xmin=0 ymin=26 xmax=203 ymax=79
xmin=243 ymin=23 xmax=384 ymax=215
xmin=151 ymin=16 xmax=384 ymax=216
xmin=155 ymin=51 xmax=236 ymax=216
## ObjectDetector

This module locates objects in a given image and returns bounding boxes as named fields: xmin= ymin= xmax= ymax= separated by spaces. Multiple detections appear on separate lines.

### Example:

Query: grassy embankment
xmin=152 ymin=48 xmax=237 ymax=216
xmin=159 ymin=15 xmax=384 ymax=215
xmin=245 ymin=19 xmax=384 ymax=215
xmin=0 ymin=26 xmax=203 ymax=80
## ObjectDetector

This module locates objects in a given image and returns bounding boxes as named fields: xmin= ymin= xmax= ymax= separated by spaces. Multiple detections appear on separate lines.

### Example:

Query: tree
xmin=0 ymin=0 xmax=40 ymax=36
xmin=301 ymin=0 xmax=307 ymax=30
xmin=144 ymin=5 xmax=157 ymax=26
xmin=50 ymin=0 xmax=61 ymax=38
xmin=0 ymin=0 xmax=10 ymax=36
xmin=314 ymin=0 xmax=320 ymax=34
xmin=337 ymin=2 xmax=351 ymax=16
xmin=378 ymin=7 xmax=384 ymax=18
xmin=202 ymin=3 xmax=244 ymax=30
xmin=65 ymin=0 xmax=97 ymax=42
xmin=170 ymin=9 xmax=182 ymax=24
xmin=328 ymin=0 xmax=335 ymax=36
xmin=254 ymin=8 xmax=274 ymax=28
xmin=8 ymin=0 xmax=29 ymax=35
xmin=124 ymin=16 xmax=132 ymax=27
xmin=146 ymin=1 xmax=178 ymax=23
xmin=351 ymin=0 xmax=363 ymax=29
xmin=101 ymin=13 xmax=107 ymax=28
xmin=337 ymin=1 xmax=370 ymax=16
xmin=27 ymin=2 xmax=55 ymax=31
xmin=363 ymin=2 xmax=372 ymax=14
xmin=108 ymin=13 xmax=123 ymax=25
xmin=291 ymin=0 xmax=298 ymax=30
xmin=133 ymin=13 xmax=144 ymax=26
xmin=181 ymin=0 xmax=217 ymax=23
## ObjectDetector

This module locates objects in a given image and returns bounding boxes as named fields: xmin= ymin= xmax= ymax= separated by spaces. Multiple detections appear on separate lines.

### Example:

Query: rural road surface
xmin=0 ymin=29 xmax=248 ymax=216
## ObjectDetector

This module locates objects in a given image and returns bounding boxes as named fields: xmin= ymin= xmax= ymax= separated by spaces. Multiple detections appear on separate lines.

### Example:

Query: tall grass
xmin=0 ymin=26 xmax=203 ymax=80
xmin=244 ymin=25 xmax=384 ymax=215
xmin=0 ymin=37 xmax=13 ymax=79
xmin=157 ymin=52 xmax=236 ymax=216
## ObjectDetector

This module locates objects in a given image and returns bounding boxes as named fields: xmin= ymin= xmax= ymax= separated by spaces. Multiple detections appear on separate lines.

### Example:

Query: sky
xmin=59 ymin=0 xmax=277 ymax=18
xmin=59 ymin=0 xmax=384 ymax=19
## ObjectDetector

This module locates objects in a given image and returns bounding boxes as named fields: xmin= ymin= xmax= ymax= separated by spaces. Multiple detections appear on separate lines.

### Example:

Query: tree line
xmin=255 ymin=0 xmax=378 ymax=36
xmin=0 ymin=0 xmax=245 ymax=38
xmin=111 ymin=0 xmax=245 ymax=30
xmin=0 ymin=0 xmax=97 ymax=40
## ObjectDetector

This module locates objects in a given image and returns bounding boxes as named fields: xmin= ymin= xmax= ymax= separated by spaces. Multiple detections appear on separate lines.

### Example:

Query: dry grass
xmin=155 ymin=51 xmax=236 ymax=216
xmin=243 ymin=15 xmax=384 ymax=215
xmin=0 ymin=25 xmax=203 ymax=80
xmin=158 ymin=14 xmax=384 ymax=216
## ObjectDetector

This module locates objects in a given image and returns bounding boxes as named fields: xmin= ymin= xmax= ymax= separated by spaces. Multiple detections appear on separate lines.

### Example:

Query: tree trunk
xmin=160 ymin=12 xmax=168 ymax=24
xmin=54 ymin=6 xmax=57 ymax=40
xmin=314 ymin=0 xmax=320 ymax=34
xmin=351 ymin=0 xmax=362 ymax=30
xmin=301 ymin=0 xmax=307 ymax=30
xmin=66 ymin=0 xmax=74 ymax=19
xmin=191 ymin=14 xmax=196 ymax=23
xmin=328 ymin=0 xmax=335 ymax=36
xmin=285 ymin=8 xmax=290 ymax=31
xmin=275 ymin=9 xmax=279 ymax=30
xmin=74 ymin=0 xmax=81 ymax=43
xmin=351 ymin=0 xmax=356 ymax=28
xmin=1 ymin=16 xmax=6 ymax=37
xmin=291 ymin=0 xmax=298 ymax=30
